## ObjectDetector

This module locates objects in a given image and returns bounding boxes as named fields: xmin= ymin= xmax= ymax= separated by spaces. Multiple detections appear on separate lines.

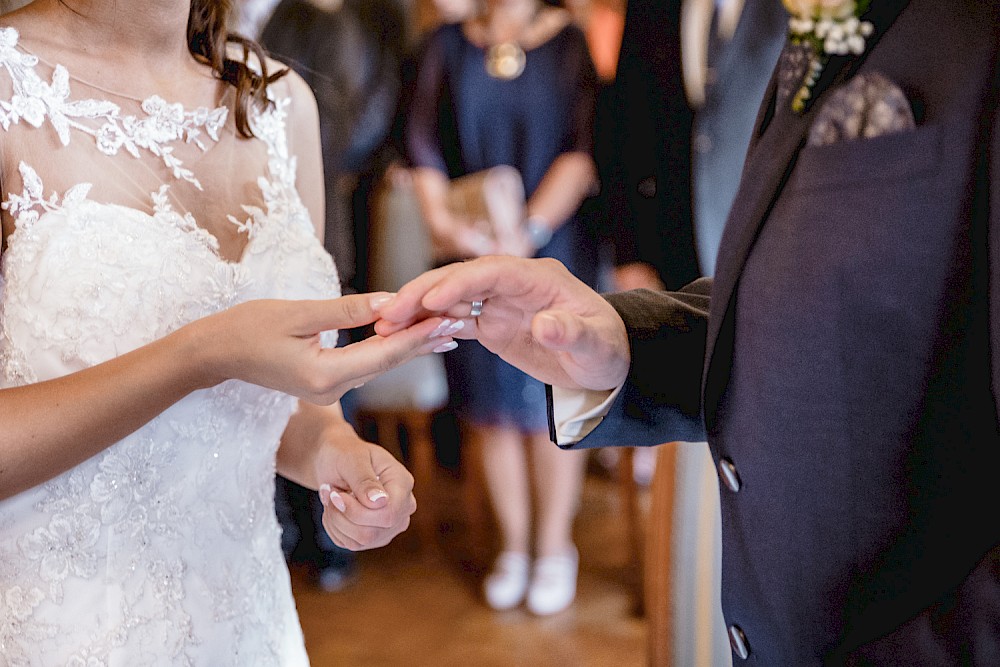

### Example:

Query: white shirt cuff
xmin=551 ymin=383 xmax=625 ymax=445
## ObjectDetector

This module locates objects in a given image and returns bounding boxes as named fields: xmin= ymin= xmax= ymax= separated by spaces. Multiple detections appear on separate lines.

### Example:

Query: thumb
xmin=291 ymin=293 xmax=395 ymax=336
xmin=338 ymin=455 xmax=391 ymax=510
xmin=532 ymin=310 xmax=591 ymax=353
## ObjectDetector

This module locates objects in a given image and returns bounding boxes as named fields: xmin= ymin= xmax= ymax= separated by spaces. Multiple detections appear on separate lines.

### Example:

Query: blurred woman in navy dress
xmin=405 ymin=0 xmax=598 ymax=616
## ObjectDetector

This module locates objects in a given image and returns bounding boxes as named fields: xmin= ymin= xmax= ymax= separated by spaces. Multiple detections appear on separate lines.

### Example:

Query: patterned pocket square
xmin=807 ymin=72 xmax=916 ymax=147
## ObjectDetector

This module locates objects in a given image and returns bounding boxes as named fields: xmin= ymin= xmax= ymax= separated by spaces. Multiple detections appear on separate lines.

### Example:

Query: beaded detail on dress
xmin=0 ymin=27 xmax=337 ymax=666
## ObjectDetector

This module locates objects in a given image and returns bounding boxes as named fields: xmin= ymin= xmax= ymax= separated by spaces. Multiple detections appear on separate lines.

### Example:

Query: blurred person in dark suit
xmin=607 ymin=0 xmax=785 ymax=292
xmin=259 ymin=0 xmax=400 ymax=297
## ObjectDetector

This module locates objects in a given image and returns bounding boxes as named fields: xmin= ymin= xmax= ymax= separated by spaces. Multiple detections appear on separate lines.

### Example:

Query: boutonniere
xmin=782 ymin=0 xmax=875 ymax=113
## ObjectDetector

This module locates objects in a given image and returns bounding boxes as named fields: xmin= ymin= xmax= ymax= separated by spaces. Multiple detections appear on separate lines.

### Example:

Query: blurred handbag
xmin=445 ymin=165 xmax=526 ymax=252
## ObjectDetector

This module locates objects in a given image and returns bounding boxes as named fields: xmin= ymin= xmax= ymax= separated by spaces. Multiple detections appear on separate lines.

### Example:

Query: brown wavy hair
xmin=187 ymin=0 xmax=287 ymax=138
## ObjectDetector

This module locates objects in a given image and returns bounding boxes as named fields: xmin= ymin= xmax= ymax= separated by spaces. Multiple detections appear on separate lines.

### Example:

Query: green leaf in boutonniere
xmin=783 ymin=0 xmax=875 ymax=113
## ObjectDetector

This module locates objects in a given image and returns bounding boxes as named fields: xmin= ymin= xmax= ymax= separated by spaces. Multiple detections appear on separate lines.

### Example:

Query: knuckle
xmin=367 ymin=508 xmax=394 ymax=530
xmin=356 ymin=526 xmax=379 ymax=546
xmin=344 ymin=294 xmax=372 ymax=326
xmin=304 ymin=369 xmax=334 ymax=398
xmin=539 ymin=257 xmax=567 ymax=275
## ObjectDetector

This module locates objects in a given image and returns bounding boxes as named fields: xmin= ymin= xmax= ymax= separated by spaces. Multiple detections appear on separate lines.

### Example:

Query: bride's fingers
xmin=285 ymin=293 xmax=396 ymax=336
xmin=320 ymin=489 xmax=412 ymax=549
xmin=305 ymin=317 xmax=457 ymax=403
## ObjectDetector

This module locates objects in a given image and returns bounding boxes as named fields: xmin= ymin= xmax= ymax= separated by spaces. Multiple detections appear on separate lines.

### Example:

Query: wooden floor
xmin=290 ymin=461 xmax=649 ymax=666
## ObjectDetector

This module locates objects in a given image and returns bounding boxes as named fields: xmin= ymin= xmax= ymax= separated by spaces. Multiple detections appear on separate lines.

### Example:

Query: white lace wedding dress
xmin=0 ymin=28 xmax=340 ymax=666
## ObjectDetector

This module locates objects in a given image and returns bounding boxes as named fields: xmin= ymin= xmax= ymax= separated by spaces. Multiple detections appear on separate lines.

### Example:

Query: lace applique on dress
xmin=0 ymin=27 xmax=227 ymax=189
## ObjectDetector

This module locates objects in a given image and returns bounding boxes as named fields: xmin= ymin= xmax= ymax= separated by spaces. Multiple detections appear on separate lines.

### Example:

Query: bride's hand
xmin=194 ymin=293 xmax=457 ymax=404
xmin=314 ymin=436 xmax=416 ymax=550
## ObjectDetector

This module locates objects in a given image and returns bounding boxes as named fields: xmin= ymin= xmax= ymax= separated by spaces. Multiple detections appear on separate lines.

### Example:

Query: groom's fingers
xmin=380 ymin=256 xmax=535 ymax=322
xmin=375 ymin=265 xmax=457 ymax=326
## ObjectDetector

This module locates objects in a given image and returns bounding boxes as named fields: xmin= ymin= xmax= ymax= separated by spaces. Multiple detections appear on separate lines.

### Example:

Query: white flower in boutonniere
xmin=783 ymin=0 xmax=875 ymax=113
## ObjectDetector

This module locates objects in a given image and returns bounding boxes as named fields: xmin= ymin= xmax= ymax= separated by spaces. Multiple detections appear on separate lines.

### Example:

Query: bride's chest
xmin=0 ymin=199 xmax=339 ymax=381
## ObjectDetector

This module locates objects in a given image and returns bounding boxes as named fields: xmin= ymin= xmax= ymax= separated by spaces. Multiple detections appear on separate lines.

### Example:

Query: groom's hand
xmin=375 ymin=256 xmax=631 ymax=392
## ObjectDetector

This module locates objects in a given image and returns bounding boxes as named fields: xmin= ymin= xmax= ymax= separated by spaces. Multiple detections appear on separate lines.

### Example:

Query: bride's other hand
xmin=278 ymin=402 xmax=416 ymax=550
xmin=197 ymin=293 xmax=456 ymax=405
xmin=314 ymin=435 xmax=416 ymax=550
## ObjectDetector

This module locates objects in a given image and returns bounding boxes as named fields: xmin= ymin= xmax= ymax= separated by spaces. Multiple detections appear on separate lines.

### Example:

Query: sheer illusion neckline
xmin=10 ymin=28 xmax=232 ymax=117
xmin=0 ymin=25 xmax=296 ymax=268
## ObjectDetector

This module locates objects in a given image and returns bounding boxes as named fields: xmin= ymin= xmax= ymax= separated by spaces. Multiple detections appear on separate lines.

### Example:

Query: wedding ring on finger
xmin=469 ymin=299 xmax=485 ymax=318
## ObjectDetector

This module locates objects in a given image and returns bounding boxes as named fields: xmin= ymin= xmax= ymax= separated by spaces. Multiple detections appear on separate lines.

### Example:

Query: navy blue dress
xmin=405 ymin=21 xmax=599 ymax=431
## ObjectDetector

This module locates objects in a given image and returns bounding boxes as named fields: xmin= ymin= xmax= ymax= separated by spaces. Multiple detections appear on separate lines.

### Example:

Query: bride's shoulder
xmin=268 ymin=61 xmax=321 ymax=147
xmin=222 ymin=40 xmax=312 ymax=107
xmin=0 ymin=24 xmax=38 ymax=97
xmin=225 ymin=45 xmax=319 ymax=150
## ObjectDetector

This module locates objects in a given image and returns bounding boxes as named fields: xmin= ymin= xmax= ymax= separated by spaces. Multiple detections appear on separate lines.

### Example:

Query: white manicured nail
xmin=328 ymin=489 xmax=347 ymax=512
xmin=429 ymin=319 xmax=453 ymax=338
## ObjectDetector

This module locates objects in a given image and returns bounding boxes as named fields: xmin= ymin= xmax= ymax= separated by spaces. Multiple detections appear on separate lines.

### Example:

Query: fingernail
xmin=433 ymin=340 xmax=458 ymax=353
xmin=370 ymin=293 xmax=395 ymax=310
xmin=429 ymin=318 xmax=454 ymax=338
xmin=329 ymin=489 xmax=347 ymax=512
xmin=367 ymin=488 xmax=388 ymax=503
xmin=437 ymin=319 xmax=465 ymax=337
xmin=318 ymin=483 xmax=331 ymax=507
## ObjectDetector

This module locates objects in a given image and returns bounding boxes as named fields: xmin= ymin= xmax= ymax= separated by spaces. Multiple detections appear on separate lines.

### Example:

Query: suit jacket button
xmin=728 ymin=624 xmax=750 ymax=660
xmin=694 ymin=132 xmax=714 ymax=154
xmin=718 ymin=457 xmax=741 ymax=492
xmin=637 ymin=176 xmax=657 ymax=198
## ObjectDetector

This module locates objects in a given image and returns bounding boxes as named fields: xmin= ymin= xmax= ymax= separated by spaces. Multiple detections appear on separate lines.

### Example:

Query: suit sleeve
xmin=550 ymin=277 xmax=712 ymax=449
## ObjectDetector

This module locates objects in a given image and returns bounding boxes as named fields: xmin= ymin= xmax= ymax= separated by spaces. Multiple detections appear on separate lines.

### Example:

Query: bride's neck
xmin=30 ymin=0 xmax=192 ymax=65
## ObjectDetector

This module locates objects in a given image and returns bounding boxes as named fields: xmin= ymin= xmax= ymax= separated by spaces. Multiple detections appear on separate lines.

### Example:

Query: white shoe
xmin=483 ymin=551 xmax=530 ymax=610
xmin=526 ymin=547 xmax=578 ymax=616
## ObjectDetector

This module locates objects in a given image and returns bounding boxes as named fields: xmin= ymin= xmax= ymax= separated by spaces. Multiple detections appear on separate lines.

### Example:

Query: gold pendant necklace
xmin=483 ymin=3 xmax=541 ymax=81
xmin=485 ymin=41 xmax=527 ymax=80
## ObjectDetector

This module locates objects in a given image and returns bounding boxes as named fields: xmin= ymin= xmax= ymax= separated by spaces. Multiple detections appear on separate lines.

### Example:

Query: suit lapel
xmin=702 ymin=0 xmax=914 ymax=433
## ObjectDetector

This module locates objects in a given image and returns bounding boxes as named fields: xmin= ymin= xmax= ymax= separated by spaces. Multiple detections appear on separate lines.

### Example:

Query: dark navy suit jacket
xmin=565 ymin=0 xmax=1000 ymax=662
